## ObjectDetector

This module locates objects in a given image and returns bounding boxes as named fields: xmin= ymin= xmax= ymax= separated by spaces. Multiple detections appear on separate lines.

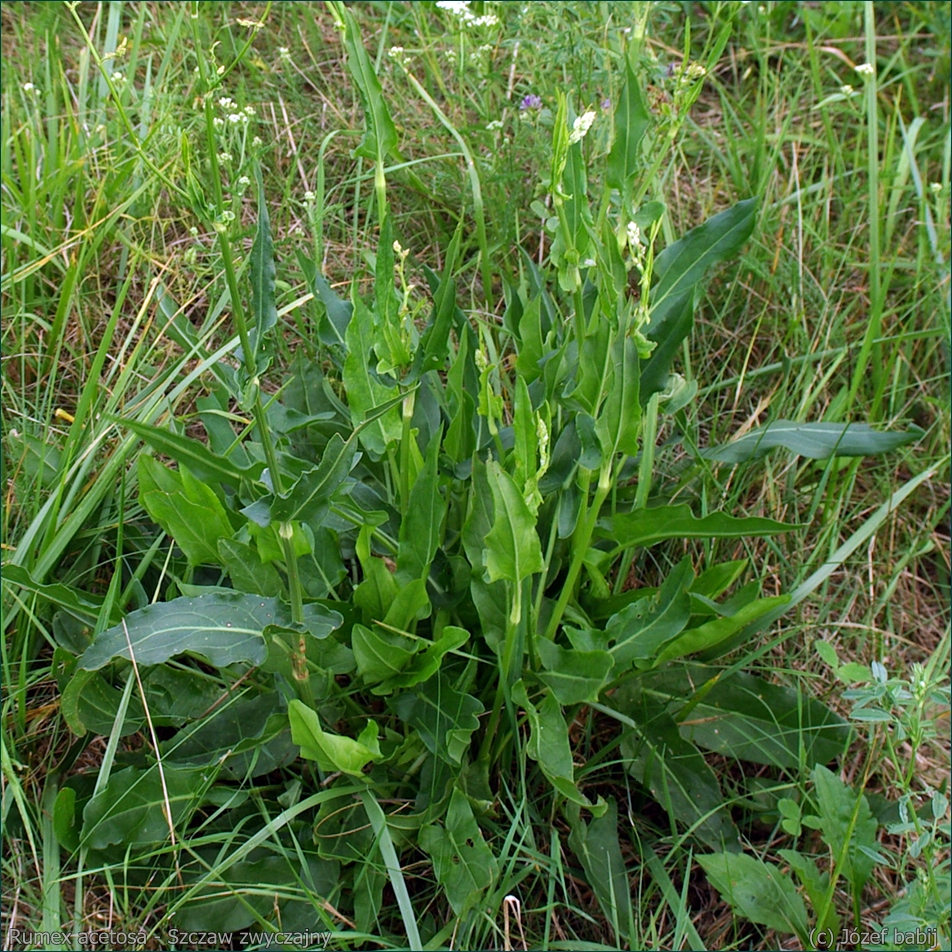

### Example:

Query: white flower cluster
xmin=855 ymin=62 xmax=875 ymax=77
xmin=212 ymin=97 xmax=255 ymax=128
xmin=436 ymin=1 xmax=499 ymax=27
xmin=568 ymin=110 xmax=596 ymax=145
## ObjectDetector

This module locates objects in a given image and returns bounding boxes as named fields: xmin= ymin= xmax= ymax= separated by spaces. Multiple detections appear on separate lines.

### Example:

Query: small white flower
xmin=219 ymin=96 xmax=234 ymax=108
xmin=568 ymin=110 xmax=596 ymax=144
xmin=228 ymin=113 xmax=242 ymax=124
xmin=189 ymin=226 xmax=199 ymax=237
xmin=684 ymin=62 xmax=706 ymax=80
xmin=304 ymin=190 xmax=316 ymax=201
xmin=22 ymin=82 xmax=36 ymax=93
xmin=244 ymin=105 xmax=255 ymax=117
xmin=469 ymin=13 xmax=499 ymax=26
xmin=277 ymin=47 xmax=290 ymax=56
xmin=929 ymin=182 xmax=943 ymax=194
xmin=627 ymin=221 xmax=642 ymax=249
xmin=486 ymin=119 xmax=503 ymax=131
xmin=855 ymin=62 xmax=875 ymax=77
xmin=436 ymin=0 xmax=470 ymax=13
xmin=238 ymin=175 xmax=251 ymax=186
xmin=252 ymin=136 xmax=262 ymax=147
xmin=111 ymin=71 xmax=124 ymax=83
xmin=213 ymin=116 xmax=224 ymax=128
xmin=392 ymin=239 xmax=403 ymax=254
xmin=839 ymin=84 xmax=855 ymax=96
xmin=219 ymin=151 xmax=232 ymax=163
xmin=388 ymin=46 xmax=404 ymax=57
xmin=217 ymin=65 xmax=225 ymax=75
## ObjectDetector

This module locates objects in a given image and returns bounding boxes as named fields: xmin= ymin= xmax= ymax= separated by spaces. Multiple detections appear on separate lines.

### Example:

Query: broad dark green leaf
xmin=697 ymin=852 xmax=809 ymax=941
xmin=516 ymin=683 xmax=603 ymax=810
xmin=607 ymin=47 xmax=650 ymax=192
xmin=396 ymin=431 xmax=444 ymax=585
xmin=536 ymin=639 xmax=614 ymax=705
xmin=419 ymin=788 xmax=498 ymax=916
xmin=289 ymin=699 xmax=382 ymax=776
xmin=343 ymin=296 xmax=401 ymax=457
xmin=514 ymin=295 xmax=546 ymax=383
xmin=297 ymin=251 xmax=352 ymax=349
xmin=567 ymin=799 xmax=631 ymax=941
xmin=484 ymin=461 xmax=544 ymax=588
xmin=595 ymin=334 xmax=641 ymax=458
xmin=604 ymin=504 xmax=797 ymax=552
xmin=653 ymin=594 xmax=790 ymax=666
xmin=123 ymin=419 xmax=261 ymax=488
xmin=217 ymin=538 xmax=284 ymax=597
xmin=619 ymin=694 xmax=740 ymax=850
xmin=270 ymin=433 xmax=358 ymax=525
xmin=79 ymin=593 xmax=284 ymax=670
xmin=247 ymin=164 xmax=278 ymax=373
xmin=60 ymin=667 xmax=144 ymax=736
xmin=167 ymin=693 xmax=295 ymax=780
xmin=413 ymin=223 xmax=462 ymax=378
xmin=392 ymin=677 xmax=483 ymax=766
xmin=353 ymin=624 xmax=416 ymax=685
xmin=81 ymin=764 xmax=206 ymax=850
xmin=632 ymin=663 xmax=849 ymax=768
xmin=650 ymin=198 xmax=758 ymax=318
xmin=812 ymin=764 xmax=878 ymax=894
xmin=1 ymin=563 xmax=108 ymax=624
xmin=175 ymin=850 xmax=339 ymax=935
xmin=378 ymin=626 xmax=468 ymax=694
xmin=138 ymin=457 xmax=234 ymax=566
xmin=598 ymin=558 xmax=693 ymax=668
xmin=701 ymin=420 xmax=921 ymax=463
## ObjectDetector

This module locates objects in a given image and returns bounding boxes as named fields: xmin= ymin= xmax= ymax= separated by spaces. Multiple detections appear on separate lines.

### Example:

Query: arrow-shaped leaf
xmin=79 ymin=593 xmax=284 ymax=670
xmin=701 ymin=420 xmax=921 ymax=463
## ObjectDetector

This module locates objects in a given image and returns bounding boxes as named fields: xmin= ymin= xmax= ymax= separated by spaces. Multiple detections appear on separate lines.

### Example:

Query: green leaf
xmin=598 ymin=558 xmax=693 ymax=668
xmin=138 ymin=457 xmax=234 ymax=566
xmin=379 ymin=626 xmax=468 ymax=694
xmin=595 ymin=334 xmax=641 ymax=458
xmin=484 ymin=460 xmax=543 ymax=618
xmin=396 ymin=431 xmax=444 ymax=585
xmin=696 ymin=852 xmax=809 ymax=941
xmin=343 ymin=295 xmax=401 ymax=457
xmin=414 ymin=224 xmax=462 ymax=377
xmin=60 ymin=667 xmax=144 ymax=736
xmin=812 ymin=764 xmax=878 ymax=894
xmin=217 ymin=538 xmax=284 ymax=597
xmin=653 ymin=594 xmax=790 ymax=666
xmin=778 ymin=849 xmax=840 ymax=935
xmin=516 ymin=683 xmax=603 ymax=811
xmin=607 ymin=47 xmax=651 ymax=192
xmin=419 ymin=787 xmax=498 ymax=916
xmin=651 ymin=198 xmax=758 ymax=319
xmin=701 ymin=420 xmax=922 ymax=463
xmin=352 ymin=624 xmax=416 ymax=685
xmin=567 ymin=799 xmax=631 ymax=941
xmin=247 ymin=163 xmax=278 ymax=373
xmin=604 ymin=504 xmax=797 ymax=552
xmin=289 ymin=699 xmax=382 ymax=776
xmin=297 ymin=251 xmax=352 ymax=348
xmin=392 ymin=678 xmax=483 ymax=766
xmin=1 ymin=562 xmax=108 ymax=624
xmin=514 ymin=295 xmax=546 ymax=383
xmin=633 ymin=663 xmax=850 ymax=768
xmin=81 ymin=764 xmax=206 ymax=850
xmin=536 ymin=639 xmax=614 ymax=705
xmin=167 ymin=693 xmax=295 ymax=780
xmin=620 ymin=695 xmax=740 ymax=850
xmin=334 ymin=3 xmax=398 ymax=163
xmin=270 ymin=433 xmax=358 ymax=525
xmin=78 ymin=593 xmax=284 ymax=670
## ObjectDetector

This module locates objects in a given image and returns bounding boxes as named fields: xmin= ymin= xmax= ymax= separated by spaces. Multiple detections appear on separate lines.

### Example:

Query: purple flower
xmin=601 ymin=98 xmax=611 ymax=110
xmin=519 ymin=94 xmax=542 ymax=110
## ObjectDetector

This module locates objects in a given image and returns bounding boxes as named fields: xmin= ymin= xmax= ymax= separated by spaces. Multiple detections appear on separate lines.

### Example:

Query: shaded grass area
xmin=2 ymin=2 xmax=949 ymax=949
